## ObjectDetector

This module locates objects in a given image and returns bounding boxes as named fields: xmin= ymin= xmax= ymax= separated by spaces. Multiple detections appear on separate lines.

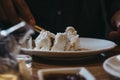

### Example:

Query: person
xmin=0 ymin=0 xmax=120 ymax=41
xmin=0 ymin=0 xmax=35 ymax=28
xmin=0 ymin=0 xmax=36 ymax=39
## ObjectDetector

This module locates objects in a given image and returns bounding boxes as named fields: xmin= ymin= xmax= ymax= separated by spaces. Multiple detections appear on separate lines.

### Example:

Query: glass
xmin=2 ymin=21 xmax=34 ymax=54
xmin=0 ymin=21 xmax=34 ymax=80
xmin=16 ymin=54 xmax=32 ymax=68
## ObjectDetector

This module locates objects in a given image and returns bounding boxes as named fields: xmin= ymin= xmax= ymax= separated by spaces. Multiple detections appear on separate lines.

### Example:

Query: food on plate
xmin=27 ymin=37 xmax=33 ymax=49
xmin=51 ymin=33 xmax=68 ymax=51
xmin=30 ymin=26 xmax=83 ymax=51
xmin=34 ymin=30 xmax=55 ymax=51
xmin=65 ymin=27 xmax=80 ymax=51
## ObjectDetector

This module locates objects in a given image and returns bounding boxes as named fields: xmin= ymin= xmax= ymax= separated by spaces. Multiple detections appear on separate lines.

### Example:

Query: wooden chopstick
xmin=33 ymin=25 xmax=45 ymax=33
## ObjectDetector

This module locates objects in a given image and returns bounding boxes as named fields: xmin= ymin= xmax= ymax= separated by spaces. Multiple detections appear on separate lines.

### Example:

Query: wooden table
xmin=31 ymin=46 xmax=120 ymax=80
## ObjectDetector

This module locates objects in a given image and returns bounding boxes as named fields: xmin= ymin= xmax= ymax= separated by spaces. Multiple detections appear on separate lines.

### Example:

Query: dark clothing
xmin=26 ymin=0 xmax=120 ymax=38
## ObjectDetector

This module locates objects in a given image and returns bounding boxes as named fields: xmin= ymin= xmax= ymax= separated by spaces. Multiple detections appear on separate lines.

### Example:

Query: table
xmin=31 ymin=46 xmax=120 ymax=80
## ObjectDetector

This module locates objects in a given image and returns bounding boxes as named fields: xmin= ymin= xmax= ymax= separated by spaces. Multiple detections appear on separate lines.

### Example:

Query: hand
xmin=0 ymin=0 xmax=36 ymax=26
xmin=109 ymin=11 xmax=120 ymax=41
xmin=109 ymin=24 xmax=120 ymax=40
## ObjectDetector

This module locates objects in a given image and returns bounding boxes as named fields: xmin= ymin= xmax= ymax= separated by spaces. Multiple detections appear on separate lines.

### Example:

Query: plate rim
xmin=21 ymin=37 xmax=117 ymax=57
xmin=103 ymin=55 xmax=120 ymax=78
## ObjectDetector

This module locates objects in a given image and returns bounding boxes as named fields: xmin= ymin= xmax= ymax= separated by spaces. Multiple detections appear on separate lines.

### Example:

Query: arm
xmin=0 ymin=0 xmax=36 ymax=27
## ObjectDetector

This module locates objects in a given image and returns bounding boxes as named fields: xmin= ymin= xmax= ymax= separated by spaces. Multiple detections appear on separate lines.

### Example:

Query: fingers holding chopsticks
xmin=13 ymin=0 xmax=36 ymax=26
xmin=0 ymin=0 xmax=36 ymax=27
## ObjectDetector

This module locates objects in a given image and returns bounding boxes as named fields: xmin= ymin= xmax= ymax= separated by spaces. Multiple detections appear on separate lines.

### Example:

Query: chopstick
xmin=33 ymin=25 xmax=45 ymax=33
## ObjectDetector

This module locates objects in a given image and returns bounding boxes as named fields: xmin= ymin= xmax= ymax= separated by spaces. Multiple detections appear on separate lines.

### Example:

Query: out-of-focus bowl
xmin=37 ymin=67 xmax=96 ymax=80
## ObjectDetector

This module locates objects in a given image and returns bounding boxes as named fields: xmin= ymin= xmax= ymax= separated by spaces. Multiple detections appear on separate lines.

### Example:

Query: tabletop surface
xmin=30 ymin=46 xmax=120 ymax=80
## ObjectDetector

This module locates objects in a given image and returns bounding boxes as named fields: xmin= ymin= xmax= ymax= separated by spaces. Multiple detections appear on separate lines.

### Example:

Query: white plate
xmin=21 ymin=37 xmax=117 ymax=58
xmin=37 ymin=67 xmax=96 ymax=80
xmin=103 ymin=55 xmax=120 ymax=78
